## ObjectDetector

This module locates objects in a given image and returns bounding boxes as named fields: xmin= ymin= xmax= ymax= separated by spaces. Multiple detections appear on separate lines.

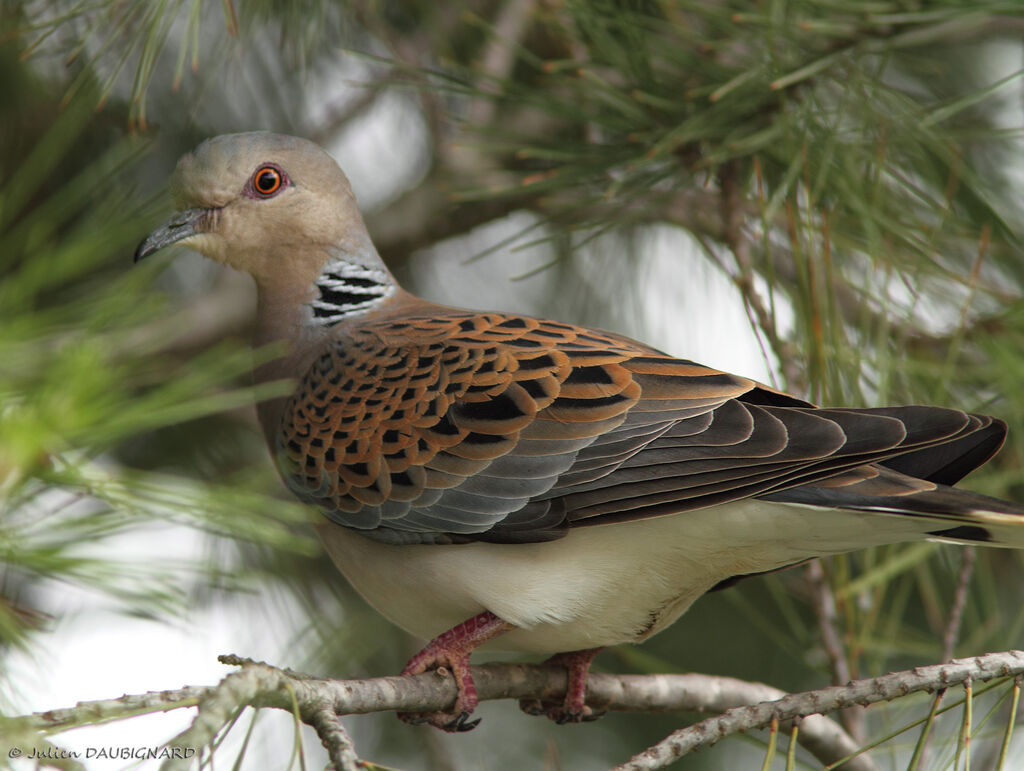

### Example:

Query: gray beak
xmin=133 ymin=207 xmax=211 ymax=262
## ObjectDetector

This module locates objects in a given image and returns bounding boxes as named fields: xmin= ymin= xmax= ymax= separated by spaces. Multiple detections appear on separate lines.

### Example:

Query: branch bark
xmin=16 ymin=651 xmax=1024 ymax=770
xmin=618 ymin=650 xmax=1024 ymax=771
xmin=14 ymin=658 xmax=865 ymax=769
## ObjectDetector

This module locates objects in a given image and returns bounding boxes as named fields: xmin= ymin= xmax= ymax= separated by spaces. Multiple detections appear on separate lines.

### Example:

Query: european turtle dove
xmin=136 ymin=132 xmax=1024 ymax=731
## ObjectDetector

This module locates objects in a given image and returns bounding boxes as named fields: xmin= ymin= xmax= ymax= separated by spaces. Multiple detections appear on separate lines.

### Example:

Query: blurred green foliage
xmin=0 ymin=39 xmax=316 ymax=658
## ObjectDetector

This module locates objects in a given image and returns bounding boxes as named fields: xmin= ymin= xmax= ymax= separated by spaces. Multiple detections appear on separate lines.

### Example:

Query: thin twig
xmin=943 ymin=542 xmax=977 ymax=663
xmin=465 ymin=0 xmax=535 ymax=129
xmin=347 ymin=0 xmax=449 ymax=154
xmin=616 ymin=651 xmax=1024 ymax=771
xmin=12 ymin=685 xmax=210 ymax=733
xmin=309 ymin=75 xmax=393 ymax=146
xmin=806 ymin=560 xmax=851 ymax=686
xmin=806 ymin=558 xmax=866 ymax=744
xmin=917 ymin=545 xmax=977 ymax=769
xmin=306 ymin=708 xmax=363 ymax=771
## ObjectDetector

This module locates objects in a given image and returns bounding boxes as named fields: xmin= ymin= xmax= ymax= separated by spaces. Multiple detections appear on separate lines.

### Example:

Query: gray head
xmin=135 ymin=132 xmax=383 ymax=288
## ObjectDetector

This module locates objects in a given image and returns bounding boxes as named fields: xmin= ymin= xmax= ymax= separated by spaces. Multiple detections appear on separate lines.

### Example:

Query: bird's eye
xmin=251 ymin=165 xmax=285 ymax=198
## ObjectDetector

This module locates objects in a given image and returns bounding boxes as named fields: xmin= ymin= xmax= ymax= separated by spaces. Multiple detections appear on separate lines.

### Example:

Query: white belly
xmin=316 ymin=500 xmax=931 ymax=654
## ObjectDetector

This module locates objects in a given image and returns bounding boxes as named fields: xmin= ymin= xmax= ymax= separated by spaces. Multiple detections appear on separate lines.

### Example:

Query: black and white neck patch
xmin=310 ymin=260 xmax=395 ymax=326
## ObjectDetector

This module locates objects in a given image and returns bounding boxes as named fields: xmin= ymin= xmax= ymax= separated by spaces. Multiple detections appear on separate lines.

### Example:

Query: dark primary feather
xmin=877 ymin=415 xmax=1006 ymax=485
xmin=274 ymin=310 xmax=1024 ymax=545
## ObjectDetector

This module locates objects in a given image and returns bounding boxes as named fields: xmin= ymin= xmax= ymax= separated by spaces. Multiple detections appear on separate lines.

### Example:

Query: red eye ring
xmin=250 ymin=165 xmax=285 ymax=198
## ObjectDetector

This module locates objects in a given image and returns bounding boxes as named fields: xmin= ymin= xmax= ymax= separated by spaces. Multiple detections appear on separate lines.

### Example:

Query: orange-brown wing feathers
xmin=276 ymin=312 xmax=747 ymax=542
xmin=276 ymin=310 xmax=1005 ymax=544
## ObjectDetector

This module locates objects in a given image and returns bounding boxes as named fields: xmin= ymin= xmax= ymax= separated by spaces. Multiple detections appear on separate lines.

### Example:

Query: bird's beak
xmin=133 ymin=207 xmax=211 ymax=262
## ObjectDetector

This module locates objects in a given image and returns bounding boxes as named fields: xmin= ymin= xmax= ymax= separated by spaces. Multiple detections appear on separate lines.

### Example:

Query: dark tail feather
xmin=766 ymin=478 xmax=1024 ymax=548
xmin=880 ymin=416 xmax=1006 ymax=486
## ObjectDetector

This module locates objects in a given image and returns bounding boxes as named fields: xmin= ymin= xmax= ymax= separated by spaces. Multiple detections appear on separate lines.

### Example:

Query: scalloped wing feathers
xmin=275 ymin=310 xmax=1022 ymax=546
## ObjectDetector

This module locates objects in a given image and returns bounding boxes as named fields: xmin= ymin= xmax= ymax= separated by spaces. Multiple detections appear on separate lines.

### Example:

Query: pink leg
xmin=520 ymin=647 xmax=605 ymax=723
xmin=399 ymin=610 xmax=514 ymax=732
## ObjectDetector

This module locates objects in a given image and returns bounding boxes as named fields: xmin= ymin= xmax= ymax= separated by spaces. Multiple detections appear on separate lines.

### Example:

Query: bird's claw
xmin=519 ymin=698 xmax=603 ymax=724
xmin=448 ymin=711 xmax=481 ymax=732
xmin=396 ymin=611 xmax=514 ymax=732
xmin=518 ymin=699 xmax=548 ymax=717
xmin=519 ymin=647 xmax=605 ymax=724
xmin=397 ymin=709 xmax=480 ymax=732
xmin=397 ymin=712 xmax=431 ymax=727
xmin=555 ymin=705 xmax=605 ymax=724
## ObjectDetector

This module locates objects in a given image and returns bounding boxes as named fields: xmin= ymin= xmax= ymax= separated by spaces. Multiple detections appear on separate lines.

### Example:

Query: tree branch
xmin=12 ymin=657 xmax=868 ymax=769
xmin=617 ymin=650 xmax=1024 ymax=771
xmin=366 ymin=175 xmax=539 ymax=281
xmin=21 ymin=652 xmax=1024 ymax=770
xmin=805 ymin=558 xmax=866 ymax=744
xmin=462 ymin=0 xmax=536 ymax=142
xmin=306 ymin=707 xmax=362 ymax=771
xmin=942 ymin=546 xmax=976 ymax=663
xmin=307 ymin=74 xmax=393 ymax=147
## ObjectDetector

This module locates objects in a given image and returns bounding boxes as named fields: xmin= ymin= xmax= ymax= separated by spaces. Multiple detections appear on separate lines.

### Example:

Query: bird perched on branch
xmin=136 ymin=132 xmax=1024 ymax=732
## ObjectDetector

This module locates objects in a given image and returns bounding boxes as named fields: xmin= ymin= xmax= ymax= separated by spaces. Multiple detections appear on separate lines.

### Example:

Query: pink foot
xmin=520 ymin=647 xmax=605 ymax=723
xmin=398 ymin=610 xmax=514 ymax=732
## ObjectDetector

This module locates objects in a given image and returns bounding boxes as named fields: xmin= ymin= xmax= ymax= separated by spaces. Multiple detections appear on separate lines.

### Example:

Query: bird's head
xmin=134 ymin=132 xmax=378 ymax=286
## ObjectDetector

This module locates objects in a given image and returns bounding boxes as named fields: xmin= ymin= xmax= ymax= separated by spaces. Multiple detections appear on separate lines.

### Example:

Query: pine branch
xmin=306 ymin=708 xmax=362 ymax=771
xmin=9 ymin=658 xmax=867 ymax=768
xmin=618 ymin=650 xmax=1024 ymax=771
xmin=14 ymin=651 xmax=1024 ymax=770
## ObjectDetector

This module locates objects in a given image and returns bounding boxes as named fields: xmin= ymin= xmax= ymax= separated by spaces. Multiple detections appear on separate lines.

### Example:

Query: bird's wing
xmin=275 ymin=310 xmax=1013 ymax=544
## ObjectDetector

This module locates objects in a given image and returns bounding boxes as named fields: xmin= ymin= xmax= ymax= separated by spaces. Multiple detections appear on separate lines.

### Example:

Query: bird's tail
xmin=767 ymin=473 xmax=1024 ymax=549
